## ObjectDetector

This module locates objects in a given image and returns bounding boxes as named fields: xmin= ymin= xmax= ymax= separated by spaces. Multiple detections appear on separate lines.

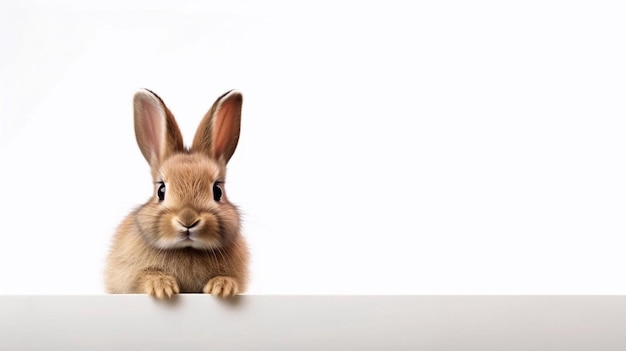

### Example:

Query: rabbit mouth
xmin=172 ymin=220 xmax=201 ymax=240
xmin=158 ymin=234 xmax=220 ymax=250
xmin=181 ymin=229 xmax=194 ymax=239
xmin=142 ymin=213 xmax=223 ymax=250
xmin=176 ymin=227 xmax=222 ymax=248
xmin=177 ymin=230 xmax=201 ymax=242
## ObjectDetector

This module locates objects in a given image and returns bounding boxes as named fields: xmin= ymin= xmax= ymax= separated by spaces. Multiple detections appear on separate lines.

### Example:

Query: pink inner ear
xmin=213 ymin=103 xmax=239 ymax=160
xmin=142 ymin=104 xmax=162 ymax=158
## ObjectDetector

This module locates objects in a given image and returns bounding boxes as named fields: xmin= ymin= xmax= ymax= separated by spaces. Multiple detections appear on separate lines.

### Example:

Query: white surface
xmin=2 ymin=295 xmax=626 ymax=350
xmin=1 ymin=1 xmax=626 ymax=294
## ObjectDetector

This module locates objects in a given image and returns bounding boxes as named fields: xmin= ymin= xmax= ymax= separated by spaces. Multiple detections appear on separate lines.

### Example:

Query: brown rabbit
xmin=104 ymin=89 xmax=249 ymax=298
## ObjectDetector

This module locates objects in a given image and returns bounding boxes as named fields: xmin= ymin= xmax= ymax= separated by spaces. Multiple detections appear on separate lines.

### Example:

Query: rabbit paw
xmin=203 ymin=276 xmax=239 ymax=297
xmin=142 ymin=273 xmax=180 ymax=299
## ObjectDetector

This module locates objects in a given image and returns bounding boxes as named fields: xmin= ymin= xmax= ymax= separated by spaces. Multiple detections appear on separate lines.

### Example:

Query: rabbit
xmin=104 ymin=89 xmax=249 ymax=299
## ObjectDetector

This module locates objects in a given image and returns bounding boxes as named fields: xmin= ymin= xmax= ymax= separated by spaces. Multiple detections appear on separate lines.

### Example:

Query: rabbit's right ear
xmin=133 ymin=89 xmax=184 ymax=168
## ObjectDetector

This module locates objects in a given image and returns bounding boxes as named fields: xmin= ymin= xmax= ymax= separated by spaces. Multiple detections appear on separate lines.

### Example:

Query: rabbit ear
xmin=133 ymin=89 xmax=184 ymax=168
xmin=191 ymin=90 xmax=242 ymax=164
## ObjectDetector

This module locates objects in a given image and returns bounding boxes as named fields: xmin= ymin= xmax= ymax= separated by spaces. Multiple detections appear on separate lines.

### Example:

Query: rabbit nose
xmin=177 ymin=209 xmax=200 ymax=228
xmin=187 ymin=219 xmax=201 ymax=229
xmin=177 ymin=219 xmax=200 ymax=229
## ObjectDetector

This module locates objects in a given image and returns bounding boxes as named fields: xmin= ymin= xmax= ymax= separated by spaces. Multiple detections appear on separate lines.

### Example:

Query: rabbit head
xmin=132 ymin=89 xmax=242 ymax=251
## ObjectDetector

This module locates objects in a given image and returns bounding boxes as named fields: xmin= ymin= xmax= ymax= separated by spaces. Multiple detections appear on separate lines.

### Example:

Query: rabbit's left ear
xmin=191 ymin=90 xmax=242 ymax=164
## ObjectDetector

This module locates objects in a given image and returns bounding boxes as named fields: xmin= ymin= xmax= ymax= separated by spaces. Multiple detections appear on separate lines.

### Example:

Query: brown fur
xmin=104 ymin=90 xmax=249 ymax=298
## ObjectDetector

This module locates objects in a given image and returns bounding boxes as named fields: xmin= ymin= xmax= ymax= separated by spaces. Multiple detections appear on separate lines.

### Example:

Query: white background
xmin=0 ymin=0 xmax=625 ymax=294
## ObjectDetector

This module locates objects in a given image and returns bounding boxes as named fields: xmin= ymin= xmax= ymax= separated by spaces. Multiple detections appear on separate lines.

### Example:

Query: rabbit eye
xmin=157 ymin=182 xmax=166 ymax=201
xmin=213 ymin=182 xmax=223 ymax=202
